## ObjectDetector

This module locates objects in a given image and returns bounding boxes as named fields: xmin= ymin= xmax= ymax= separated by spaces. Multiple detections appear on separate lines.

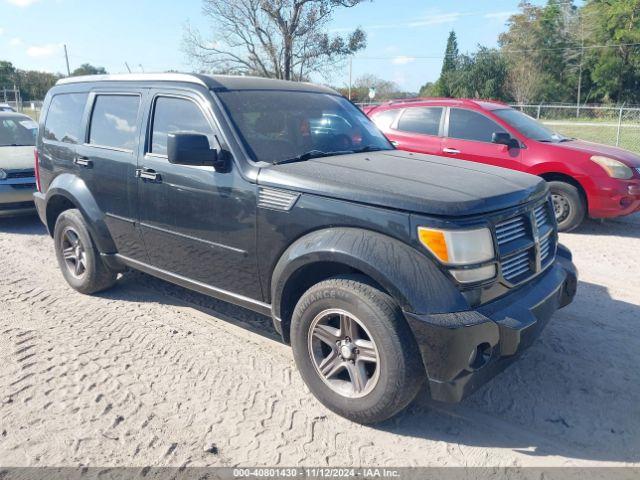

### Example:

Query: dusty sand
xmin=0 ymin=213 xmax=638 ymax=467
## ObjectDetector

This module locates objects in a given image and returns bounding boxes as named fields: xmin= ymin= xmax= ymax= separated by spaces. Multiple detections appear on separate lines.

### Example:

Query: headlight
xmin=0 ymin=169 xmax=7 ymax=180
xmin=591 ymin=156 xmax=633 ymax=179
xmin=418 ymin=227 xmax=494 ymax=265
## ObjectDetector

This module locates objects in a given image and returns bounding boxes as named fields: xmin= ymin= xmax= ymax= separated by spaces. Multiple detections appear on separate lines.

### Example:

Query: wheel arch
xmin=538 ymin=172 xmax=589 ymax=210
xmin=270 ymin=227 xmax=468 ymax=343
xmin=44 ymin=173 xmax=117 ymax=253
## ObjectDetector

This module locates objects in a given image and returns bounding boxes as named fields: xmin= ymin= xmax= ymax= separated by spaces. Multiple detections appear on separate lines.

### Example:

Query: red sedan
xmin=366 ymin=98 xmax=640 ymax=231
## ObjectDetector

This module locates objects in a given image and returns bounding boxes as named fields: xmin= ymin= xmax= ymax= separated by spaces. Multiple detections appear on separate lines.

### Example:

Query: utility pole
xmin=348 ymin=57 xmax=353 ymax=100
xmin=63 ymin=44 xmax=71 ymax=76
xmin=576 ymin=15 xmax=584 ymax=118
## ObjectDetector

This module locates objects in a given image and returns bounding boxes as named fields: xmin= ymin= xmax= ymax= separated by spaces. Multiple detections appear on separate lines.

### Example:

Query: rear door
xmin=441 ymin=108 xmax=522 ymax=169
xmin=75 ymin=90 xmax=147 ymax=260
xmin=390 ymin=106 xmax=444 ymax=155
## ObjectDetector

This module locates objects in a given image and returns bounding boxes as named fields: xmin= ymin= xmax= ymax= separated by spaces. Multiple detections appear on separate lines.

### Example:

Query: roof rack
xmin=56 ymin=73 xmax=208 ymax=87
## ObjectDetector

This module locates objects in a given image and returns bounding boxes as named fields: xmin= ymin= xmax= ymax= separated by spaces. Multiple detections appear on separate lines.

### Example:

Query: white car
xmin=0 ymin=112 xmax=38 ymax=217
xmin=0 ymin=103 xmax=17 ymax=112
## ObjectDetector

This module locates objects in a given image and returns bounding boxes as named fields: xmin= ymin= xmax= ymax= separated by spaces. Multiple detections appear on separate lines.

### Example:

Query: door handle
xmin=442 ymin=148 xmax=461 ymax=154
xmin=74 ymin=156 xmax=93 ymax=167
xmin=136 ymin=168 xmax=161 ymax=182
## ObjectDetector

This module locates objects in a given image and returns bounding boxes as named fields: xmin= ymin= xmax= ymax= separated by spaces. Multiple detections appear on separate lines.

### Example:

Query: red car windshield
xmin=494 ymin=108 xmax=569 ymax=143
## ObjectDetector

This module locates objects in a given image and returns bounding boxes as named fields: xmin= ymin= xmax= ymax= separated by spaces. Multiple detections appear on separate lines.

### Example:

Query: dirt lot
xmin=0 ymin=213 xmax=639 ymax=467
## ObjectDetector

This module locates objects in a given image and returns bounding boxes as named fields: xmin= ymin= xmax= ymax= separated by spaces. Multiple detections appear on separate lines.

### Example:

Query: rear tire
xmin=548 ymin=181 xmax=585 ymax=232
xmin=290 ymin=275 xmax=424 ymax=424
xmin=53 ymin=209 xmax=117 ymax=294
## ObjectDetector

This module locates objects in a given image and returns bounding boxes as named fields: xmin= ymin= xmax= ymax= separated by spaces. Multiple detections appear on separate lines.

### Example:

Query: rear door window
xmin=371 ymin=109 xmax=399 ymax=130
xmin=448 ymin=108 xmax=505 ymax=143
xmin=397 ymin=107 xmax=443 ymax=135
xmin=43 ymin=93 xmax=88 ymax=144
xmin=89 ymin=95 xmax=140 ymax=151
xmin=150 ymin=96 xmax=214 ymax=156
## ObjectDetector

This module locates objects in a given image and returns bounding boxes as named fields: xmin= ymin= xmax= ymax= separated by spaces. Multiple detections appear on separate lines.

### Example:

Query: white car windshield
xmin=0 ymin=117 xmax=38 ymax=147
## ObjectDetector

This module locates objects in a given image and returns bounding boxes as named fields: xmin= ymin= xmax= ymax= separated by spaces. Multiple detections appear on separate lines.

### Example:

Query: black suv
xmin=34 ymin=74 xmax=577 ymax=423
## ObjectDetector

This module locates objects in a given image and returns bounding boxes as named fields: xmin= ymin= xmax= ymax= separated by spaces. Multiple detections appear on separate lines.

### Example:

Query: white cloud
xmin=26 ymin=43 xmax=61 ymax=57
xmin=6 ymin=0 xmax=40 ymax=7
xmin=408 ymin=13 xmax=462 ymax=27
xmin=10 ymin=37 xmax=23 ymax=46
xmin=0 ymin=27 xmax=4 ymax=35
xmin=392 ymin=56 xmax=416 ymax=65
xmin=484 ymin=11 xmax=515 ymax=20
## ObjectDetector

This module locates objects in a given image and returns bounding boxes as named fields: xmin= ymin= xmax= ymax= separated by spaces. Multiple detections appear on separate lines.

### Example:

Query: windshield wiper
xmin=351 ymin=145 xmax=387 ymax=153
xmin=273 ymin=149 xmax=352 ymax=166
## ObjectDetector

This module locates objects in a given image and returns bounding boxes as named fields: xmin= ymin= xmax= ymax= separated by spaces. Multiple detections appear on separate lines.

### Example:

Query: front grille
xmin=540 ymin=234 xmax=554 ymax=264
xmin=495 ymin=215 xmax=527 ymax=246
xmin=5 ymin=169 xmax=35 ymax=179
xmin=495 ymin=198 xmax=557 ymax=286
xmin=501 ymin=249 xmax=534 ymax=283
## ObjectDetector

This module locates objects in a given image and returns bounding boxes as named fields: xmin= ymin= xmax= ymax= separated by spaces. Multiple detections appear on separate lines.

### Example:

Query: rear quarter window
xmin=89 ymin=95 xmax=140 ymax=151
xmin=43 ymin=93 xmax=88 ymax=144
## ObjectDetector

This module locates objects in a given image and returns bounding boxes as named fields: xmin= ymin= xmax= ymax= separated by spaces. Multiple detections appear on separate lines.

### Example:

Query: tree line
xmin=0 ymin=62 xmax=106 ymax=101
xmin=421 ymin=0 xmax=640 ymax=105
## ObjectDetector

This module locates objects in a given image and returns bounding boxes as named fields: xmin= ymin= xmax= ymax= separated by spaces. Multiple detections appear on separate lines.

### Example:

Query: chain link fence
xmin=511 ymin=104 xmax=640 ymax=155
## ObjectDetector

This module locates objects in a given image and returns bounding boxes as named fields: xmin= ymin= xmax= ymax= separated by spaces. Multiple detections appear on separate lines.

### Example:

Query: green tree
xmin=72 ymin=63 xmax=107 ymax=76
xmin=433 ymin=30 xmax=459 ymax=96
xmin=499 ymin=1 xmax=579 ymax=103
xmin=0 ymin=61 xmax=17 ymax=88
xmin=582 ymin=0 xmax=640 ymax=103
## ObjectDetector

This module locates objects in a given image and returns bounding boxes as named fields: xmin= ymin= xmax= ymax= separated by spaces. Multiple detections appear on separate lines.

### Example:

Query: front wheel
xmin=548 ymin=181 xmax=586 ymax=232
xmin=290 ymin=275 xmax=424 ymax=424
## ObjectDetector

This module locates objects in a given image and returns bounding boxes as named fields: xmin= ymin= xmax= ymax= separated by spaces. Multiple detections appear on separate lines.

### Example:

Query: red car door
xmin=441 ymin=108 xmax=523 ymax=170
xmin=374 ymin=106 xmax=444 ymax=155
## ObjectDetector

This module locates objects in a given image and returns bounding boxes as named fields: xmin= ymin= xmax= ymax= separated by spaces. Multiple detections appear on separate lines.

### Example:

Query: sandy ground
xmin=0 ymin=212 xmax=638 ymax=467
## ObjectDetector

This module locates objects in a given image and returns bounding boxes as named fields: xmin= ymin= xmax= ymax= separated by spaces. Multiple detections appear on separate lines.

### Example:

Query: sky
xmin=0 ymin=0 xmax=558 ymax=92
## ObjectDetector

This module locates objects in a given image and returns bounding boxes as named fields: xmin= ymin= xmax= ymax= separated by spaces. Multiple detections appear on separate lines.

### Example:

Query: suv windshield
xmin=494 ymin=108 xmax=568 ymax=143
xmin=0 ymin=116 xmax=38 ymax=147
xmin=216 ymin=90 xmax=393 ymax=164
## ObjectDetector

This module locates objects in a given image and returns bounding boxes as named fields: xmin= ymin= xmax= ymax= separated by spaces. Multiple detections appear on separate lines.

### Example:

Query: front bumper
xmin=587 ymin=177 xmax=640 ymax=218
xmin=404 ymin=245 xmax=578 ymax=403
xmin=0 ymin=182 xmax=37 ymax=217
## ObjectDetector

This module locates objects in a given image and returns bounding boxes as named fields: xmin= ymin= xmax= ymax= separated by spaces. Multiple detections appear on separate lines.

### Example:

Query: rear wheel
xmin=548 ymin=181 xmax=586 ymax=232
xmin=290 ymin=275 xmax=424 ymax=424
xmin=54 ymin=209 xmax=117 ymax=294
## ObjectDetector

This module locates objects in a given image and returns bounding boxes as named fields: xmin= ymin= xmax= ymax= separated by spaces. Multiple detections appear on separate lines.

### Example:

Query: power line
xmin=353 ymin=42 xmax=640 ymax=61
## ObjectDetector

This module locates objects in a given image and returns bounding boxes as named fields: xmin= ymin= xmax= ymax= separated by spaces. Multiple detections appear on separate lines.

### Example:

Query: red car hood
xmin=551 ymin=139 xmax=640 ymax=167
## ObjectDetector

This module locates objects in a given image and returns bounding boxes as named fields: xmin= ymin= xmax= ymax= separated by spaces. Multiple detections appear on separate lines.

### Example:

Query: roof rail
xmin=56 ymin=73 xmax=208 ymax=87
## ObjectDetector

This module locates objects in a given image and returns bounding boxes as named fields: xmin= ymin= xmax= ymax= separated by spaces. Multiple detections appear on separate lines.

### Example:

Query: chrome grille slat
xmin=496 ymin=199 xmax=557 ymax=285
xmin=495 ymin=216 xmax=527 ymax=245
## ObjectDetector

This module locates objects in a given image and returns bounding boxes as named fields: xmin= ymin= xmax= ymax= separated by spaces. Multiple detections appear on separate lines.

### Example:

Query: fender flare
xmin=44 ymin=173 xmax=117 ymax=254
xmin=270 ymin=227 xmax=469 ymax=329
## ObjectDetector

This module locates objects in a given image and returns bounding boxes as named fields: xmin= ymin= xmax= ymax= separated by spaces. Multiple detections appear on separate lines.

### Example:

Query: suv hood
xmin=0 ymin=146 xmax=35 ymax=170
xmin=552 ymin=139 xmax=640 ymax=167
xmin=258 ymin=150 xmax=547 ymax=216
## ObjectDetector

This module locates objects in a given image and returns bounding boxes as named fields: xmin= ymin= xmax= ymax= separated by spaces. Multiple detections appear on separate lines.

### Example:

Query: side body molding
xmin=271 ymin=227 xmax=469 ymax=326
xmin=43 ymin=173 xmax=117 ymax=254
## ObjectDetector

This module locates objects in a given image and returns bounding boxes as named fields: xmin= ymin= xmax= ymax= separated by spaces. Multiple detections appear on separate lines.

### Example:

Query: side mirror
xmin=492 ymin=132 xmax=520 ymax=149
xmin=167 ymin=133 xmax=225 ymax=169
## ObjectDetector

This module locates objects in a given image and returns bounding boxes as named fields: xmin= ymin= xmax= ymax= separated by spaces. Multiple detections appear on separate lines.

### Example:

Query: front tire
xmin=548 ymin=181 xmax=586 ymax=232
xmin=290 ymin=275 xmax=424 ymax=424
xmin=53 ymin=209 xmax=117 ymax=294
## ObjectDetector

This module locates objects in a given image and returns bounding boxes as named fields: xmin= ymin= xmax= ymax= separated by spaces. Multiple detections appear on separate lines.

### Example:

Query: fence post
xmin=616 ymin=107 xmax=623 ymax=147
xmin=536 ymin=105 xmax=541 ymax=120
